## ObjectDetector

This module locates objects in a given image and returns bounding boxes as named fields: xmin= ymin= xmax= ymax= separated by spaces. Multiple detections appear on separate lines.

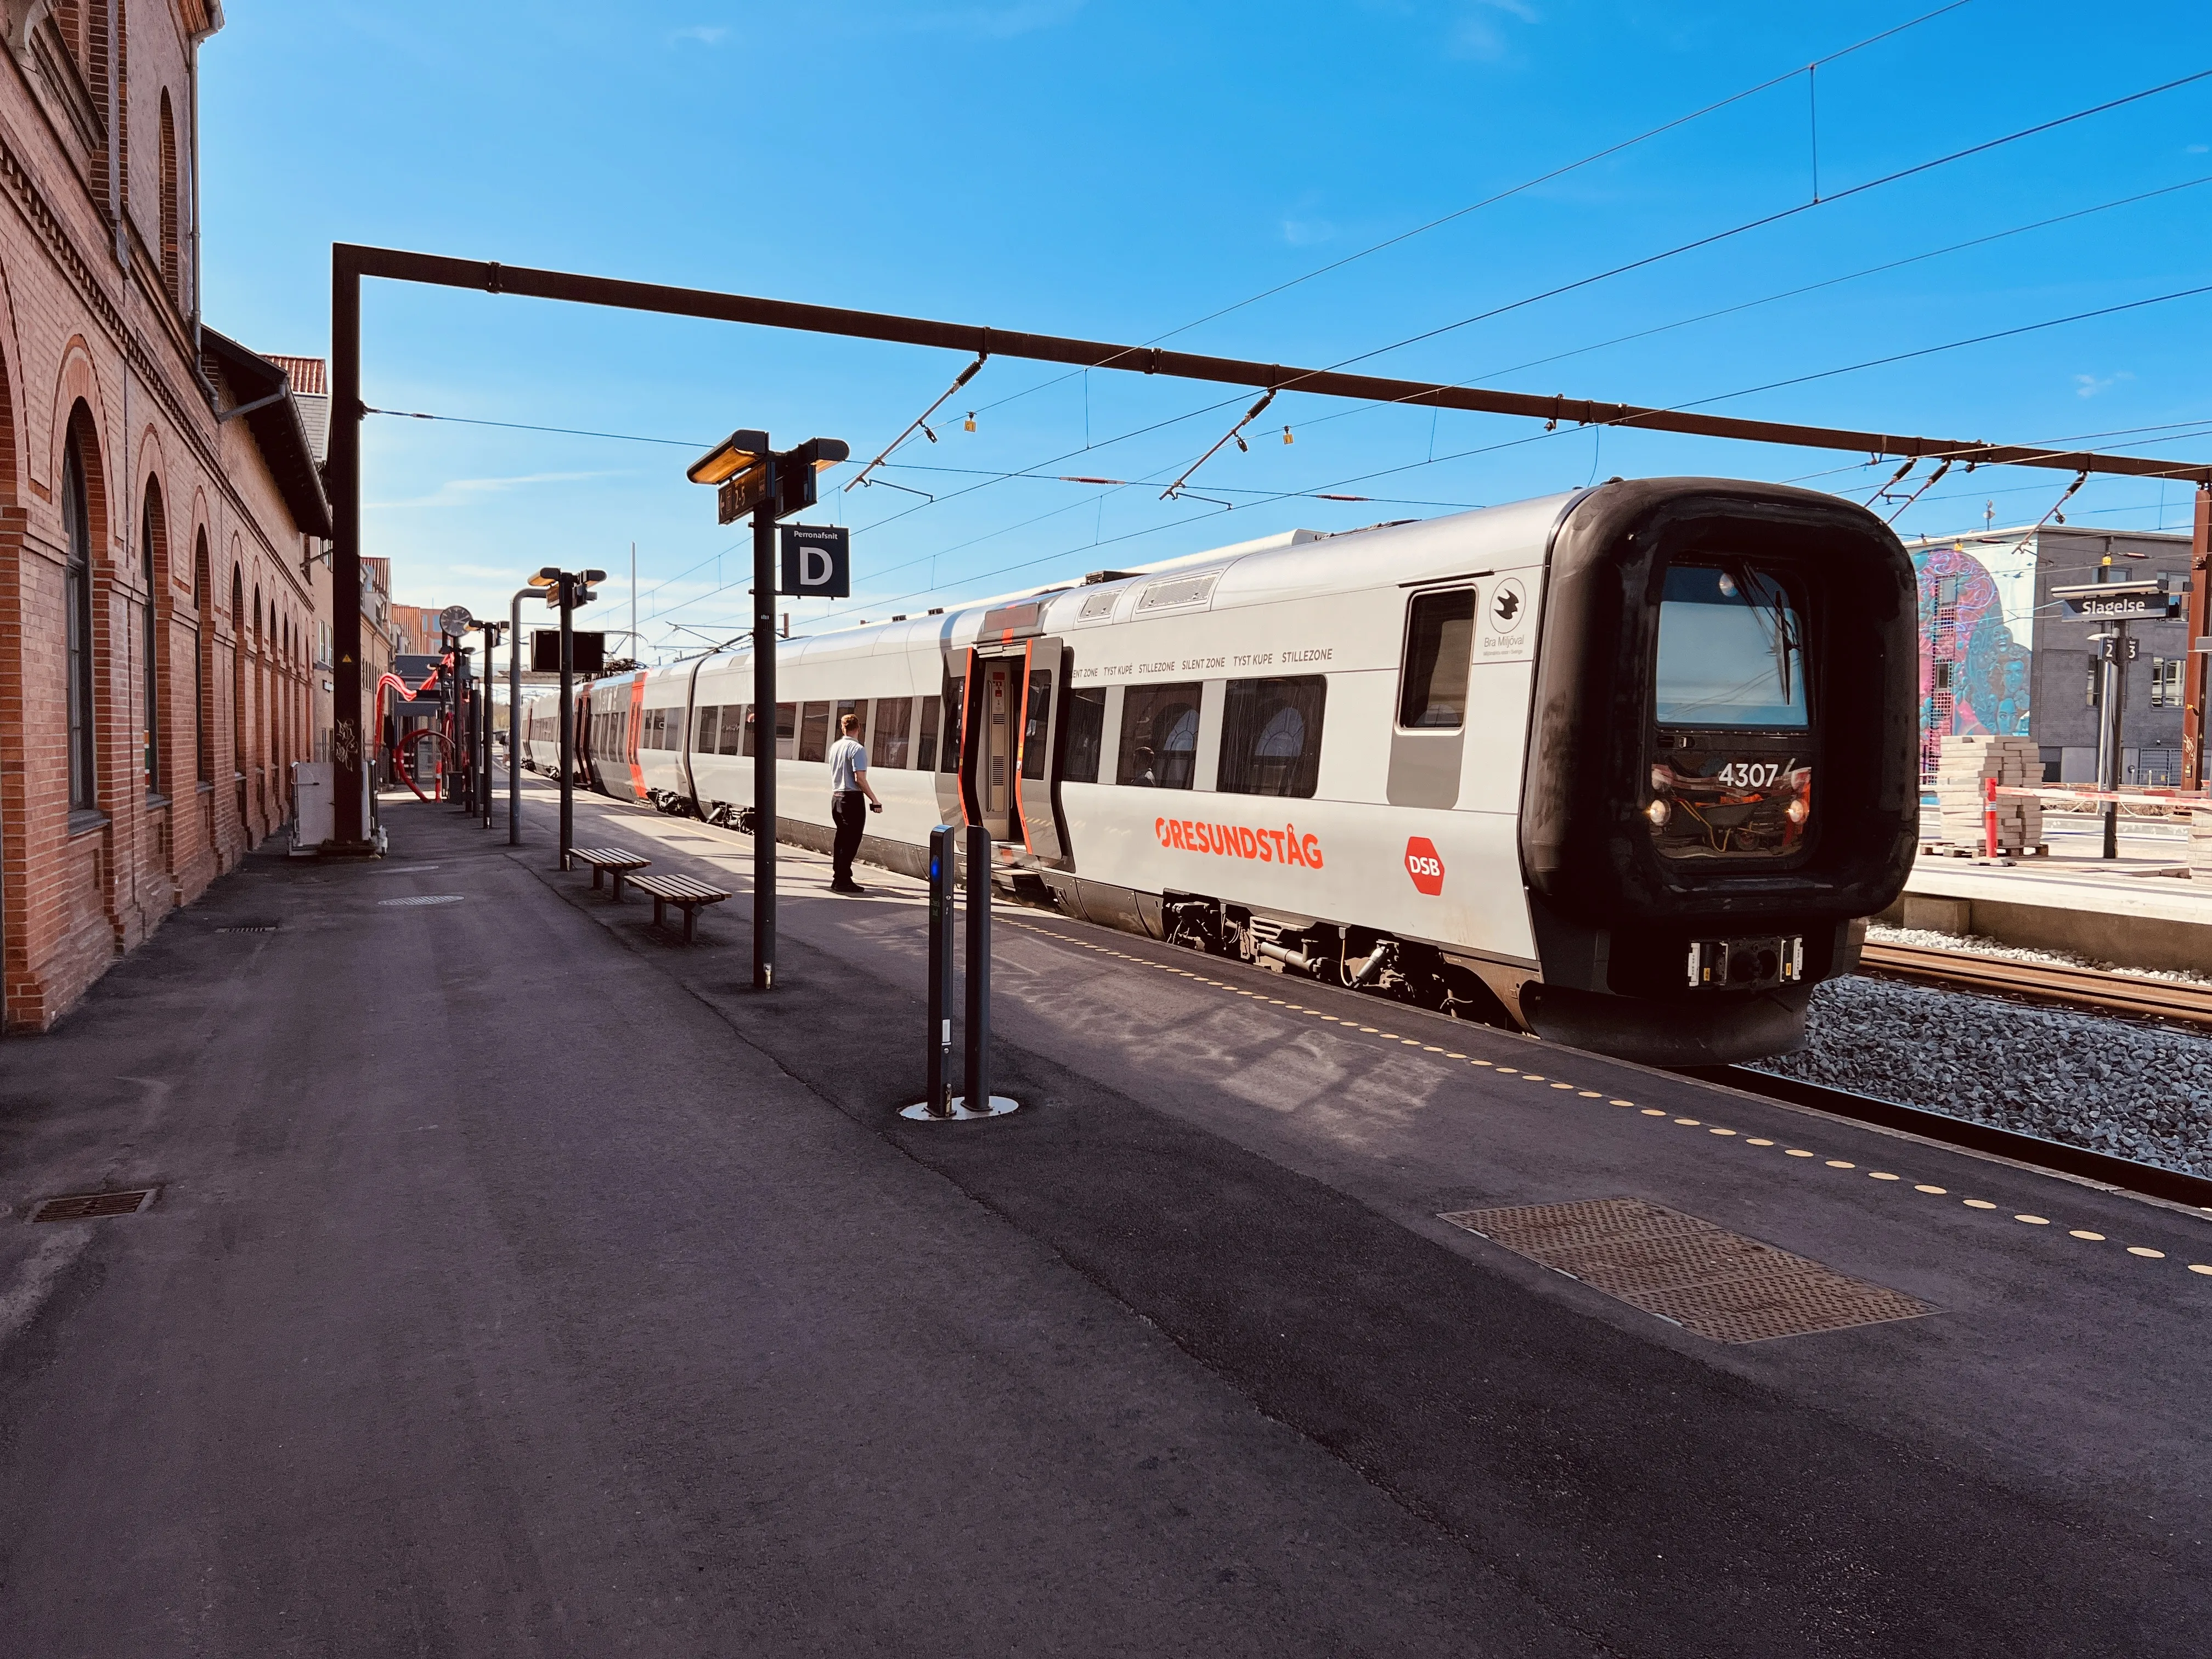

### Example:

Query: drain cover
xmin=30 ymin=1188 xmax=159 ymax=1222
xmin=378 ymin=894 xmax=467 ymax=907
xmin=1439 ymin=1197 xmax=1934 ymax=1344
xmin=218 ymin=922 xmax=279 ymax=934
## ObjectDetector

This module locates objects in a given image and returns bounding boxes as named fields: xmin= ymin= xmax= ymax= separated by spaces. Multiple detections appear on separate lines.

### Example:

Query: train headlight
xmin=1645 ymin=798 xmax=1671 ymax=827
xmin=1785 ymin=797 xmax=1809 ymax=825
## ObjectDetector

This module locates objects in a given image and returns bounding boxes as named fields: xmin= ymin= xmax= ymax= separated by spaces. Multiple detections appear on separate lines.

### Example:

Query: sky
xmin=199 ymin=1 xmax=2212 ymax=658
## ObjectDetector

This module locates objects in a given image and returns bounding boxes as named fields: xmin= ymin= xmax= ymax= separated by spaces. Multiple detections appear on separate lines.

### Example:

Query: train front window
xmin=1654 ymin=562 xmax=1807 ymax=729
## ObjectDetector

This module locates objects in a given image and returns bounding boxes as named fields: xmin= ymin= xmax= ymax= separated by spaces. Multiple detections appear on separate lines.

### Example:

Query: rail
xmin=1858 ymin=939 xmax=2212 ymax=1032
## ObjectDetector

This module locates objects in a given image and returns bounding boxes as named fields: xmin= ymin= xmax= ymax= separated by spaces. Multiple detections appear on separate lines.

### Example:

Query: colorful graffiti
xmin=1911 ymin=541 xmax=2034 ymax=776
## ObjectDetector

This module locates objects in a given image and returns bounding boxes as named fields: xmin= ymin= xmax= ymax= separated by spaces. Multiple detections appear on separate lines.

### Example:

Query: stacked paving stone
xmin=2193 ymin=809 xmax=2212 ymax=879
xmin=1928 ymin=735 xmax=2043 ymax=851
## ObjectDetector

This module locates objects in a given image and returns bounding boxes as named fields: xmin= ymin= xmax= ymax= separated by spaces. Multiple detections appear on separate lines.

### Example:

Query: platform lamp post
xmin=473 ymin=617 xmax=506 ymax=827
xmin=685 ymin=430 xmax=849 ymax=991
xmin=535 ymin=565 xmax=603 ymax=871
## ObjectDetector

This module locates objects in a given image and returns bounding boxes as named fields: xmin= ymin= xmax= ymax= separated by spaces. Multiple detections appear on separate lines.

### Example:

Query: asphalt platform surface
xmin=2 ymin=775 xmax=2208 ymax=1657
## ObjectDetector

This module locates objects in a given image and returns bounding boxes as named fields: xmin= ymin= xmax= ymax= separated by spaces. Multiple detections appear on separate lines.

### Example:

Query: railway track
xmin=1694 ymin=1066 xmax=2212 ymax=1214
xmin=1858 ymin=939 xmax=2212 ymax=1032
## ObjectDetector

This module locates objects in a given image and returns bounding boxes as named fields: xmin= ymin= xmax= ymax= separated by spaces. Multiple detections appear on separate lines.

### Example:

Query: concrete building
xmin=0 ymin=3 xmax=332 ymax=1029
xmin=1905 ymin=524 xmax=2193 ymax=786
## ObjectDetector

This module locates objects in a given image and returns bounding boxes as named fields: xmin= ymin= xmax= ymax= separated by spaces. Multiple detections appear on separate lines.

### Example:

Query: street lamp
xmin=685 ymin=431 xmax=848 ymax=991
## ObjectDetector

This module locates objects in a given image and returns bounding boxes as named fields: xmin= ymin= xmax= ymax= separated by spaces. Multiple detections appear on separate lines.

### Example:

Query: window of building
xmin=916 ymin=695 xmax=941 ymax=773
xmin=799 ymin=701 xmax=831 ymax=762
xmin=159 ymin=91 xmax=182 ymax=307
xmin=141 ymin=489 xmax=162 ymax=794
xmin=1218 ymin=676 xmax=1325 ymax=798
xmin=63 ymin=430 xmax=95 ymax=811
xmin=193 ymin=537 xmax=211 ymax=783
xmin=1062 ymin=687 xmax=1106 ymax=783
xmin=874 ymin=697 xmax=913 ymax=768
xmin=1117 ymin=682 xmax=1203 ymax=789
xmin=2151 ymin=657 xmax=2183 ymax=709
xmin=1020 ymin=672 xmax=1052 ymax=780
xmin=2085 ymin=663 xmax=2100 ymax=708
xmin=1398 ymin=589 xmax=1475 ymax=730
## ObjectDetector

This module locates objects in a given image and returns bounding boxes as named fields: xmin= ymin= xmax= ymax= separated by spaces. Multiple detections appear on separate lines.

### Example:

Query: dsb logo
xmin=1404 ymin=836 xmax=1445 ymax=896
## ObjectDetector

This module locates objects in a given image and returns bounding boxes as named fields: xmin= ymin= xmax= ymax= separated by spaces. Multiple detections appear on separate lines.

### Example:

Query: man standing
xmin=826 ymin=711 xmax=882 ymax=894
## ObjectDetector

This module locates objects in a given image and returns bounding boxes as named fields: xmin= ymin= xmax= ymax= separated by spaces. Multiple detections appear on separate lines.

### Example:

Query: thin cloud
xmin=1450 ymin=0 xmax=1537 ymax=62
xmin=672 ymin=24 xmax=729 ymax=44
xmin=2072 ymin=371 xmax=2134 ymax=399
xmin=1280 ymin=217 xmax=1336 ymax=246
xmin=368 ymin=471 xmax=616 ymax=510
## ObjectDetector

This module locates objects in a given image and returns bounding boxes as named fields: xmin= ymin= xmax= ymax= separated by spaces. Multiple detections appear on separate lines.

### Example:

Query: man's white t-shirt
xmin=827 ymin=736 xmax=868 ymax=793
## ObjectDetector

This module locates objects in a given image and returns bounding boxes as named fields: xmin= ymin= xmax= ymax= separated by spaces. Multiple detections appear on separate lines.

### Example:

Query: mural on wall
xmin=1911 ymin=540 xmax=2035 ymax=776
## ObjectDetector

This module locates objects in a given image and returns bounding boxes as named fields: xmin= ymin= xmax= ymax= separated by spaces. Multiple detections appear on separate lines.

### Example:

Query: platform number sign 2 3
xmin=1404 ymin=836 xmax=1446 ymax=896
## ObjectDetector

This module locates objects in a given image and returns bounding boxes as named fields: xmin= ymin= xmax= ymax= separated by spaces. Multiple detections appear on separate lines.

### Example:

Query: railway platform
xmin=2 ymin=778 xmax=2208 ymax=1657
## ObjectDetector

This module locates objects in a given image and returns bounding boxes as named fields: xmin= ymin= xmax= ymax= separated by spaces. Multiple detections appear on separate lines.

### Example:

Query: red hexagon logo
xmin=1404 ymin=836 xmax=1445 ymax=896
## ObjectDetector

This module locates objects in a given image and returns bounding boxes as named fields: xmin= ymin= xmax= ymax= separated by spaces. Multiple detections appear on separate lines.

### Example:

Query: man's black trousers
xmin=831 ymin=790 xmax=867 ymax=887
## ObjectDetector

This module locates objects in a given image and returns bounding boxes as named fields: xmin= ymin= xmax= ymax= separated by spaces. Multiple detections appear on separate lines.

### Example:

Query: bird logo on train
xmin=1404 ymin=836 xmax=1445 ymax=896
xmin=1491 ymin=578 xmax=1525 ymax=628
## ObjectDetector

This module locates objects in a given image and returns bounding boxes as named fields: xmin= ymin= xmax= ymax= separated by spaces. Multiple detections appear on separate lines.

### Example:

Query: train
xmin=520 ymin=476 xmax=1920 ymax=1065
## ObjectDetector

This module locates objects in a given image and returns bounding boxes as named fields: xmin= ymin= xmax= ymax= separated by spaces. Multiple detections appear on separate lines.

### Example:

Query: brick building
xmin=0 ymin=3 xmax=332 ymax=1029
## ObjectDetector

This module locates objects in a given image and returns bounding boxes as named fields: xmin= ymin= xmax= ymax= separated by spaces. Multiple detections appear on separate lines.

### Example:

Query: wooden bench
xmin=571 ymin=846 xmax=651 ymax=901
xmin=628 ymin=871 xmax=733 ymax=943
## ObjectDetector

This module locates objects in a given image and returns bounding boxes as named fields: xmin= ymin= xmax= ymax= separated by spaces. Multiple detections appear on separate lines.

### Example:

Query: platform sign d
xmin=778 ymin=524 xmax=850 ymax=600
xmin=1405 ymin=836 xmax=1446 ymax=896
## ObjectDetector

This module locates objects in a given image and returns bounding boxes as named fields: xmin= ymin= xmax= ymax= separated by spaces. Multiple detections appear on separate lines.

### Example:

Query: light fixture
xmin=1645 ymin=798 xmax=1671 ymax=827
xmin=963 ymin=411 xmax=977 ymax=433
xmin=1282 ymin=426 xmax=1294 ymax=444
xmin=1785 ymin=798 xmax=1809 ymax=825
xmin=531 ymin=567 xmax=558 ymax=585
xmin=685 ymin=429 xmax=772 ymax=486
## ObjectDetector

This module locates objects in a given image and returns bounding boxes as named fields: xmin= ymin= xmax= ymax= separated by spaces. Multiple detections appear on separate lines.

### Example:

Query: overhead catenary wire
xmin=847 ymin=351 xmax=989 ymax=492
xmin=1161 ymin=390 xmax=1277 ymax=500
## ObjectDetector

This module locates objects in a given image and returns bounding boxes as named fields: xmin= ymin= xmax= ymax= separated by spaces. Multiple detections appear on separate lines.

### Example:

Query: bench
xmin=628 ymin=872 xmax=733 ymax=943
xmin=571 ymin=846 xmax=651 ymax=901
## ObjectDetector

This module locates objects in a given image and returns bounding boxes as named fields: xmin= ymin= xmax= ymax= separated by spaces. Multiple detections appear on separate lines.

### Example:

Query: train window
xmin=776 ymin=702 xmax=797 ymax=760
xmin=1655 ymin=562 xmax=1808 ymax=728
xmin=1062 ymin=687 xmax=1106 ymax=783
xmin=875 ymin=697 xmax=913 ymax=768
xmin=917 ymin=695 xmax=941 ymax=772
xmin=696 ymin=706 xmax=719 ymax=753
xmin=1219 ymin=676 xmax=1325 ymax=798
xmin=742 ymin=706 xmax=760 ymax=757
xmin=940 ymin=679 xmax=964 ymax=773
xmin=799 ymin=702 xmax=831 ymax=762
xmin=1117 ymin=682 xmax=1203 ymax=789
xmin=1399 ymin=590 xmax=1475 ymax=730
xmin=1021 ymin=671 xmax=1052 ymax=780
xmin=719 ymin=704 xmax=744 ymax=755
xmin=837 ymin=699 xmax=869 ymax=748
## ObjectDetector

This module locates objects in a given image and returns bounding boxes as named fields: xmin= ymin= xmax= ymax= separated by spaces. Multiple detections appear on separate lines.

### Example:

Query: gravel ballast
xmin=1755 ymin=975 xmax=2212 ymax=1179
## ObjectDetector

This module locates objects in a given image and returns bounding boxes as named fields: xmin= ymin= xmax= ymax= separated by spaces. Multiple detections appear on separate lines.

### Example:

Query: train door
xmin=963 ymin=636 xmax=1070 ymax=859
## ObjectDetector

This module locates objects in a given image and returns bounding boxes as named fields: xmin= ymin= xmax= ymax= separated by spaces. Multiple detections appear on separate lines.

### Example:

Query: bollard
xmin=925 ymin=825 xmax=956 ymax=1117
xmin=901 ymin=823 xmax=1018 ymax=1122
xmin=1984 ymin=775 xmax=1998 ymax=858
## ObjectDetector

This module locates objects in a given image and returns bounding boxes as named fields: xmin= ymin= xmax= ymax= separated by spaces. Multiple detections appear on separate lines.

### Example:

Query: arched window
xmin=141 ymin=482 xmax=163 ymax=794
xmin=230 ymin=563 xmax=245 ymax=782
xmin=193 ymin=533 xmax=211 ymax=782
xmin=159 ymin=91 xmax=182 ymax=307
xmin=63 ymin=426 xmax=95 ymax=811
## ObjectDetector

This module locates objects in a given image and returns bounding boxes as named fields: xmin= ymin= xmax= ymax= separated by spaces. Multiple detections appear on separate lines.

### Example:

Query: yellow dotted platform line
xmin=997 ymin=918 xmax=2212 ymax=1279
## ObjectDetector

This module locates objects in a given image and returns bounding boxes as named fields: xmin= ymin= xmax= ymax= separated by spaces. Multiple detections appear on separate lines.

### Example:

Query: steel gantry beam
xmin=324 ymin=241 xmax=2212 ymax=845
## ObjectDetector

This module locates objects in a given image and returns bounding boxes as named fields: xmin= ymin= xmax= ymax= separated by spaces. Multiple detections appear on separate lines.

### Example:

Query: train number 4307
xmin=1714 ymin=760 xmax=1786 ymax=789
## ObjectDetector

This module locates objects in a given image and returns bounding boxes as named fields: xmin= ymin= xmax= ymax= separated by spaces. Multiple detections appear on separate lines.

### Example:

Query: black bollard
xmin=964 ymin=823 xmax=991 ymax=1111
xmin=926 ymin=824 xmax=956 ymax=1118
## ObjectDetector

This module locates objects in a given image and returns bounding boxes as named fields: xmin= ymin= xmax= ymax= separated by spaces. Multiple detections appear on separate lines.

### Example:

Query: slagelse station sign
xmin=2052 ymin=578 xmax=2183 ymax=623
xmin=1405 ymin=836 xmax=1446 ymax=896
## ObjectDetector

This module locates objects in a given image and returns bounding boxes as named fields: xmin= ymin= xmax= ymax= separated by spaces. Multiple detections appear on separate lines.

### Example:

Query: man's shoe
xmin=831 ymin=881 xmax=865 ymax=894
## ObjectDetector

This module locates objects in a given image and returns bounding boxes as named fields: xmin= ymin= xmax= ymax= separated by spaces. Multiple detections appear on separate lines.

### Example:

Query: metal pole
xmin=329 ymin=257 xmax=366 ymax=848
xmin=964 ymin=822 xmax=990 ymax=1110
xmin=507 ymin=589 xmax=529 ymax=844
xmin=2186 ymin=486 xmax=2210 ymax=793
xmin=927 ymin=824 xmax=955 ymax=1117
xmin=752 ymin=462 xmax=777 ymax=990
xmin=558 ymin=577 xmax=575 ymax=870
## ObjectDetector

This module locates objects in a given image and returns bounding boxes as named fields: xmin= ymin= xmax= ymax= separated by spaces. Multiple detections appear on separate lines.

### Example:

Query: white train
xmin=521 ymin=477 xmax=1919 ymax=1064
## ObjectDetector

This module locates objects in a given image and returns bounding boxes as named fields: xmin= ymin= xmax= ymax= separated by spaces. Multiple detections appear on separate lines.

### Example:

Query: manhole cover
xmin=1439 ymin=1197 xmax=1935 ymax=1344
xmin=378 ymin=895 xmax=467 ymax=907
xmin=30 ymin=1188 xmax=159 ymax=1222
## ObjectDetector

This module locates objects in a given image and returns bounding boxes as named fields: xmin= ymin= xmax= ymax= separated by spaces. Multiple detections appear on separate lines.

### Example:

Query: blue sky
xmin=201 ymin=2 xmax=2212 ymax=654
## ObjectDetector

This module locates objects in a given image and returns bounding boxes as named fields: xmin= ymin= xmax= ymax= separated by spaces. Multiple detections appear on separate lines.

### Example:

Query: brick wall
xmin=0 ymin=3 xmax=319 ymax=1031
